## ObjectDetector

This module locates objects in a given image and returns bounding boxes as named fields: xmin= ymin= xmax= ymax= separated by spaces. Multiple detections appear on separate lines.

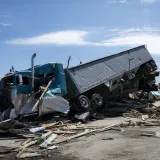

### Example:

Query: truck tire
xmin=92 ymin=94 xmax=103 ymax=107
xmin=77 ymin=95 xmax=90 ymax=111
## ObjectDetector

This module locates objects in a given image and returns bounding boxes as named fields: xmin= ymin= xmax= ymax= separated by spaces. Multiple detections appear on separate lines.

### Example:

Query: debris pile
xmin=122 ymin=100 xmax=160 ymax=120
xmin=144 ymin=102 xmax=160 ymax=118
xmin=0 ymin=45 xmax=159 ymax=121
xmin=0 ymin=118 xmax=127 ymax=158
xmin=0 ymin=45 xmax=160 ymax=158
xmin=123 ymin=109 xmax=142 ymax=118
xmin=1 ymin=108 xmax=160 ymax=158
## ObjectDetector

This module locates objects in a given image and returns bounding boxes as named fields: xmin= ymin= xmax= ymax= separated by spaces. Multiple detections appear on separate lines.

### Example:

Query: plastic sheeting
xmin=148 ymin=91 xmax=160 ymax=101
xmin=74 ymin=111 xmax=90 ymax=122
xmin=10 ymin=108 xmax=17 ymax=119
xmin=14 ymin=93 xmax=30 ymax=113
xmin=19 ymin=104 xmax=35 ymax=115
xmin=39 ymin=90 xmax=70 ymax=116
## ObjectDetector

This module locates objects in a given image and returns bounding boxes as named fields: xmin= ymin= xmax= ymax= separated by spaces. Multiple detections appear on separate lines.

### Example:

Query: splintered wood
xmin=15 ymin=117 xmax=160 ymax=158
xmin=53 ymin=121 xmax=125 ymax=144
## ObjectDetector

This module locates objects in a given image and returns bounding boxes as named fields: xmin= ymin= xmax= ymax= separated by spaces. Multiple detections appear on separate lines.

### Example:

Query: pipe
xmin=67 ymin=56 xmax=71 ymax=68
xmin=31 ymin=53 xmax=36 ymax=91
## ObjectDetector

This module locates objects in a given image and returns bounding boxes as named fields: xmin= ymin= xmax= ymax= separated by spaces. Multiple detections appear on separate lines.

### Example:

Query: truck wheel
xmin=77 ymin=95 xmax=90 ymax=111
xmin=92 ymin=94 xmax=103 ymax=107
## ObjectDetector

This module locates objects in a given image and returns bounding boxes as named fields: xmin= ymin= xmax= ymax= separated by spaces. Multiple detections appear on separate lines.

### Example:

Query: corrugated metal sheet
xmin=66 ymin=45 xmax=154 ymax=95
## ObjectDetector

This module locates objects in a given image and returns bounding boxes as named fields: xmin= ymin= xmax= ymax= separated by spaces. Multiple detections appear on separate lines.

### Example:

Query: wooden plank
xmin=32 ymin=80 xmax=53 ymax=111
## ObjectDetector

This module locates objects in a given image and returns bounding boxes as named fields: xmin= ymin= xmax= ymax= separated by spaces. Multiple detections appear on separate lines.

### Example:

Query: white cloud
xmin=108 ymin=0 xmax=157 ymax=4
xmin=101 ymin=33 xmax=160 ymax=54
xmin=6 ymin=30 xmax=89 ymax=45
xmin=108 ymin=0 xmax=129 ymax=3
xmin=119 ymin=0 xmax=128 ymax=3
xmin=99 ymin=27 xmax=160 ymax=55
xmin=99 ymin=27 xmax=160 ymax=54
xmin=140 ymin=0 xmax=156 ymax=3
xmin=0 ymin=22 xmax=11 ymax=27
xmin=5 ymin=27 xmax=160 ymax=55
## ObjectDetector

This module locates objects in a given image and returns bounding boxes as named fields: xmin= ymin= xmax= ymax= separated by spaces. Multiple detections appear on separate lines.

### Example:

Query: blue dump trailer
xmin=0 ymin=45 xmax=159 ymax=113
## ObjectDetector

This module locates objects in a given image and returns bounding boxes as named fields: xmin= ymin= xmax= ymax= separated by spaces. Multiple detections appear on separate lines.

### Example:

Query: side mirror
xmin=18 ymin=74 xmax=23 ymax=85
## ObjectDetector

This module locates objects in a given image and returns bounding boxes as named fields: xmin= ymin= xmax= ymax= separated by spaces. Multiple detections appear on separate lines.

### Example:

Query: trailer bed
xmin=65 ymin=45 xmax=155 ymax=99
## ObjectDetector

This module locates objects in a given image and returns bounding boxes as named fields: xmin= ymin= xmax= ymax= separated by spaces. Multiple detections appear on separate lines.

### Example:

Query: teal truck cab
xmin=15 ymin=63 xmax=67 ymax=96
xmin=0 ymin=61 xmax=67 ymax=113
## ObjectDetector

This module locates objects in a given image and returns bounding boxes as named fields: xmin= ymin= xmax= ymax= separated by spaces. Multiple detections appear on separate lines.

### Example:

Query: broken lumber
xmin=53 ymin=120 xmax=125 ymax=145
xmin=42 ymin=121 xmax=60 ymax=128
xmin=48 ymin=145 xmax=58 ymax=150
xmin=18 ymin=152 xmax=41 ymax=159
xmin=0 ymin=155 xmax=5 ymax=158
xmin=39 ymin=133 xmax=57 ymax=148
xmin=41 ymin=131 xmax=52 ymax=139
xmin=17 ymin=131 xmax=54 ymax=157
xmin=0 ymin=119 xmax=11 ymax=125
xmin=21 ymin=138 xmax=32 ymax=147
xmin=53 ymin=129 xmax=90 ymax=144
xmin=16 ymin=140 xmax=37 ymax=158
xmin=141 ymin=133 xmax=154 ymax=137
xmin=32 ymin=79 xmax=53 ymax=111
xmin=52 ymin=130 xmax=76 ymax=134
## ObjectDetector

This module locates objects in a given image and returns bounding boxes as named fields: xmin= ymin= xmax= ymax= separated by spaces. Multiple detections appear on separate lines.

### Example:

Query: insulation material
xmin=39 ymin=91 xmax=70 ymax=116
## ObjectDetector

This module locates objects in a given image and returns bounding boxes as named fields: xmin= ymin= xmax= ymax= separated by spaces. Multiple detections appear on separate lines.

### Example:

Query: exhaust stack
xmin=31 ymin=53 xmax=36 ymax=91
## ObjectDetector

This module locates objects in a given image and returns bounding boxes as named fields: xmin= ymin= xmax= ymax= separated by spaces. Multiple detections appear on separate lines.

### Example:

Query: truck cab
xmin=0 ymin=63 xmax=67 ymax=107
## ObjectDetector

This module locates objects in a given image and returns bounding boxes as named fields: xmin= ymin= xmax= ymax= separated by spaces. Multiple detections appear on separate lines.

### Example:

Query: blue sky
xmin=0 ymin=0 xmax=160 ymax=81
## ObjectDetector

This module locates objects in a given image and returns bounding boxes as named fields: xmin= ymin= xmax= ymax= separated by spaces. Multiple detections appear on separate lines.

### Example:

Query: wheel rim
xmin=81 ymin=98 xmax=89 ymax=108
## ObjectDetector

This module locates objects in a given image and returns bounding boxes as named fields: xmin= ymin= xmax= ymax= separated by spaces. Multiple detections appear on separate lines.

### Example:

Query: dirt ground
xmin=1 ymin=117 xmax=160 ymax=160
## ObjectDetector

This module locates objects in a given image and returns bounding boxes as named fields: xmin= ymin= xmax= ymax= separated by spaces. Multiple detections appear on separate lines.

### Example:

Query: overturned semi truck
xmin=0 ymin=45 xmax=159 ymax=115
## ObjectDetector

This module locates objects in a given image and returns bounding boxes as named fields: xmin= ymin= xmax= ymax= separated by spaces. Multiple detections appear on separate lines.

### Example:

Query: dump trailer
xmin=65 ymin=45 xmax=158 ymax=111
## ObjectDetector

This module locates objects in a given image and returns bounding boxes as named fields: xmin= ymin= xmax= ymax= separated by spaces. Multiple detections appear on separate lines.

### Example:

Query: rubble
xmin=29 ymin=126 xmax=45 ymax=133
xmin=123 ymin=109 xmax=142 ymax=118
xmin=1 ymin=110 xmax=160 ymax=159
xmin=0 ymin=117 xmax=128 ymax=158
xmin=39 ymin=133 xmax=57 ymax=148
xmin=74 ymin=111 xmax=90 ymax=122
xmin=0 ymin=146 xmax=17 ymax=154
xmin=0 ymin=45 xmax=160 ymax=159
xmin=39 ymin=91 xmax=70 ymax=116
xmin=0 ymin=119 xmax=27 ymax=130
xmin=0 ymin=45 xmax=158 ymax=120
xmin=18 ymin=152 xmax=42 ymax=159
xmin=101 ymin=137 xmax=114 ymax=140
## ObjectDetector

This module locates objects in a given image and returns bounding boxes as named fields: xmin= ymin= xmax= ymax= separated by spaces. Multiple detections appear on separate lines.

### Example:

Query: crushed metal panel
xmin=67 ymin=46 xmax=153 ymax=94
